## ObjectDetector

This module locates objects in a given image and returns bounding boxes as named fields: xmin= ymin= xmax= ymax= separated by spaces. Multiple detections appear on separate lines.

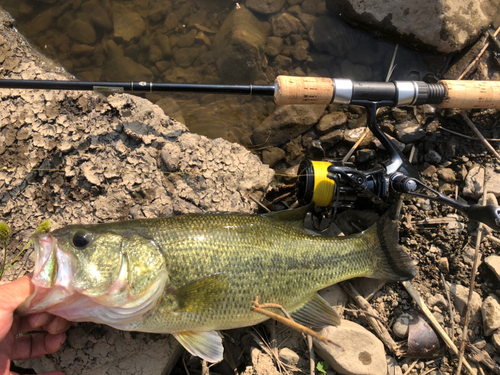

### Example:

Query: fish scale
xmin=19 ymin=206 xmax=416 ymax=362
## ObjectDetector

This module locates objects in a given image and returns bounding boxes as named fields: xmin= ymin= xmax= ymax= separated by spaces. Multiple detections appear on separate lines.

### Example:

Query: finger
xmin=17 ymin=313 xmax=55 ymax=334
xmin=0 ymin=276 xmax=35 ymax=313
xmin=12 ymin=332 xmax=66 ymax=360
xmin=43 ymin=317 xmax=71 ymax=335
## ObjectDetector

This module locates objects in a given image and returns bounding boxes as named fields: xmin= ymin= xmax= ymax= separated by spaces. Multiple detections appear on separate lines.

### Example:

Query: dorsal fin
xmin=262 ymin=205 xmax=311 ymax=228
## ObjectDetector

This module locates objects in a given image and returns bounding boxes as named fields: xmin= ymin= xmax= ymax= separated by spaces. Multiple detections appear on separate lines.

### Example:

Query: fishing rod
xmin=1 ymin=76 xmax=499 ymax=230
xmin=1 ymin=76 xmax=500 ymax=108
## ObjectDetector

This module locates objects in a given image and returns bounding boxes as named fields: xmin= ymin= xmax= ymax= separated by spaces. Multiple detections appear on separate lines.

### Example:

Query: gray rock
xmin=314 ymin=320 xmax=387 ymax=375
xmin=344 ymin=127 xmax=373 ymax=147
xmin=437 ymin=168 xmax=456 ymax=183
xmin=317 ymin=112 xmax=348 ymax=134
xmin=112 ymin=3 xmax=145 ymax=42
xmin=424 ymin=150 xmax=442 ymax=164
xmin=485 ymin=255 xmax=500 ymax=284
xmin=464 ymin=164 xmax=484 ymax=199
xmin=386 ymin=356 xmax=403 ymax=375
xmin=326 ymin=0 xmax=500 ymax=53
xmin=427 ymin=294 xmax=448 ymax=310
xmin=309 ymin=15 xmax=366 ymax=57
xmin=319 ymin=129 xmax=344 ymax=149
xmin=262 ymin=147 xmax=286 ymax=167
xmin=393 ymin=313 xmax=411 ymax=339
xmin=395 ymin=122 xmax=426 ymax=143
xmin=246 ymin=0 xmax=286 ymax=14
xmin=447 ymin=282 xmax=482 ymax=323
xmin=67 ymin=19 xmax=96 ymax=45
xmin=213 ymin=7 xmax=269 ymax=84
xmin=278 ymin=348 xmax=300 ymax=367
xmin=252 ymin=104 xmax=326 ymax=147
xmin=318 ymin=285 xmax=349 ymax=309
xmin=482 ymin=294 xmax=500 ymax=335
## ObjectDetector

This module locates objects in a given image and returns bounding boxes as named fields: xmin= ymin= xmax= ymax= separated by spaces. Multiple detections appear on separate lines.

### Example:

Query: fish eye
xmin=71 ymin=230 xmax=92 ymax=249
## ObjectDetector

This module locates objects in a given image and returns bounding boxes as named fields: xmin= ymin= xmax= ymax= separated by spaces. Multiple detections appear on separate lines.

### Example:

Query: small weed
xmin=316 ymin=361 xmax=329 ymax=375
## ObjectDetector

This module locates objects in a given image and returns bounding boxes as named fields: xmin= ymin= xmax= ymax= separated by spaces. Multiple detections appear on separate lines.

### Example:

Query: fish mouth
xmin=17 ymin=233 xmax=77 ymax=315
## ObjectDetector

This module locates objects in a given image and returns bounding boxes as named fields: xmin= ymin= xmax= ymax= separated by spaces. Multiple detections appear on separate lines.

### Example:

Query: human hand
xmin=0 ymin=276 xmax=71 ymax=375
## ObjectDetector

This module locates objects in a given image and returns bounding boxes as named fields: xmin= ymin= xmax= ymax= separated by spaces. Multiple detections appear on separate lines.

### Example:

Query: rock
xmin=174 ymin=47 xmax=200 ymax=67
xmin=437 ymin=168 xmax=456 ymax=183
xmin=485 ymin=168 xmax=500 ymax=197
xmin=67 ymin=19 xmax=96 ymax=44
xmin=485 ymin=255 xmax=500 ymax=283
xmin=301 ymin=0 xmax=327 ymax=16
xmin=262 ymin=147 xmax=286 ymax=167
xmin=386 ymin=356 xmax=403 ymax=375
xmin=309 ymin=14 xmax=367 ymax=57
xmin=272 ymin=13 xmax=303 ymax=37
xmin=373 ymin=133 xmax=405 ymax=152
xmin=112 ymin=3 xmax=146 ymax=42
xmin=155 ymin=97 xmax=185 ymax=124
xmin=438 ymin=257 xmax=449 ymax=273
xmin=319 ymin=284 xmax=349 ymax=309
xmin=326 ymin=0 xmax=500 ymax=53
xmin=314 ymin=320 xmax=387 ymax=375
xmin=213 ymin=7 xmax=269 ymax=84
xmin=395 ymin=122 xmax=426 ymax=143
xmin=164 ymin=12 xmax=179 ymax=31
xmin=492 ymin=331 xmax=500 ymax=351
xmin=464 ymin=164 xmax=484 ymax=199
xmin=252 ymin=104 xmax=326 ymax=147
xmin=246 ymin=0 xmax=286 ymax=14
xmin=482 ymin=294 xmax=500 ymax=335
xmin=278 ymin=348 xmax=300 ymax=367
xmin=356 ymin=149 xmax=376 ymax=163
xmin=319 ymin=129 xmax=344 ymax=149
xmin=393 ymin=314 xmax=411 ymax=339
xmin=486 ymin=192 xmax=499 ymax=206
xmin=155 ymin=35 xmax=173 ymax=58
xmin=274 ymin=54 xmax=293 ymax=70
xmin=317 ymin=112 xmax=348 ymax=134
xmin=265 ymin=36 xmax=284 ymax=56
xmin=425 ymin=150 xmax=442 ymax=164
xmin=421 ymin=164 xmax=437 ymax=178
xmin=447 ymin=282 xmax=482 ymax=323
xmin=103 ymin=41 xmax=154 ymax=81
xmin=391 ymin=108 xmax=410 ymax=122
xmin=340 ymin=60 xmax=372 ymax=81
xmin=427 ymin=294 xmax=448 ymax=310
xmin=245 ymin=347 xmax=281 ymax=375
xmin=344 ymin=127 xmax=373 ymax=147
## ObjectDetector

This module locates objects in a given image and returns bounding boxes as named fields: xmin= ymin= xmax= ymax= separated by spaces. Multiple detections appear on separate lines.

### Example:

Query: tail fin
xmin=364 ymin=207 xmax=416 ymax=281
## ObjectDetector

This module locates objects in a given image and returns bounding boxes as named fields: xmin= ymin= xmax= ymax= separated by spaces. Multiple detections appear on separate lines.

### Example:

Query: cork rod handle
xmin=436 ymin=80 xmax=500 ymax=109
xmin=274 ymin=76 xmax=334 ymax=105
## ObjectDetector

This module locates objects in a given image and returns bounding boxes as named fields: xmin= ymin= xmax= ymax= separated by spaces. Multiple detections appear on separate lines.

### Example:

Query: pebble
xmin=437 ymin=168 xmax=456 ymax=183
xmin=485 ymin=255 xmax=500 ymax=283
xmin=482 ymin=294 xmax=500 ymax=335
xmin=492 ymin=332 xmax=500 ymax=352
xmin=427 ymin=294 xmax=448 ymax=309
xmin=393 ymin=313 xmax=411 ymax=339
xmin=316 ymin=112 xmax=348 ymax=134
xmin=424 ymin=150 xmax=442 ymax=164
xmin=447 ymin=282 xmax=482 ymax=323
xmin=421 ymin=164 xmax=437 ymax=178
xmin=395 ymin=121 xmax=426 ymax=143
xmin=262 ymin=147 xmax=285 ymax=167
xmin=278 ymin=348 xmax=300 ymax=367
xmin=314 ymin=320 xmax=387 ymax=375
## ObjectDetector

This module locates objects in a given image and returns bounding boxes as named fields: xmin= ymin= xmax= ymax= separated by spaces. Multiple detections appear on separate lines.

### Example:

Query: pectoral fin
xmin=291 ymin=293 xmax=341 ymax=328
xmin=262 ymin=204 xmax=311 ymax=228
xmin=173 ymin=331 xmax=223 ymax=363
xmin=174 ymin=274 xmax=228 ymax=313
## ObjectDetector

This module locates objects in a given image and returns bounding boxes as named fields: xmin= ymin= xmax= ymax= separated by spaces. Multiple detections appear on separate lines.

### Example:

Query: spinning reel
xmin=296 ymin=100 xmax=500 ymax=231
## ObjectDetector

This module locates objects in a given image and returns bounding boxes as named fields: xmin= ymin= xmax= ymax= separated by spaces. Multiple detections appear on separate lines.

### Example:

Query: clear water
xmin=1 ymin=0 xmax=447 ymax=145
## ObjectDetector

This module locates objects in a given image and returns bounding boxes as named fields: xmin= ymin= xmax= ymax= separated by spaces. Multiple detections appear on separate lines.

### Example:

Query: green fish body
xmin=18 ymin=206 xmax=415 ymax=362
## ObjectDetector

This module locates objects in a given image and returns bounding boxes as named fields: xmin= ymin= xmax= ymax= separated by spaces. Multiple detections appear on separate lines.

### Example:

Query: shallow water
xmin=1 ymin=0 xmax=447 ymax=144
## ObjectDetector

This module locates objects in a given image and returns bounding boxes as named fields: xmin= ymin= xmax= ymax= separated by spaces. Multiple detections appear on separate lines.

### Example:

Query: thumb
xmin=0 ymin=275 xmax=35 ymax=313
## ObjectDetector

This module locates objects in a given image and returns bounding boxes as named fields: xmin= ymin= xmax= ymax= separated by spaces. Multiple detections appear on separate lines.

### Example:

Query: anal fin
xmin=173 ymin=330 xmax=223 ymax=363
xmin=291 ymin=293 xmax=340 ymax=328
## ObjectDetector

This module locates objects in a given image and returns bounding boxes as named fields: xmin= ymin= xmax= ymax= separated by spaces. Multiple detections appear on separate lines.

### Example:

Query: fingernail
xmin=33 ymin=313 xmax=51 ymax=328
xmin=57 ymin=318 xmax=71 ymax=332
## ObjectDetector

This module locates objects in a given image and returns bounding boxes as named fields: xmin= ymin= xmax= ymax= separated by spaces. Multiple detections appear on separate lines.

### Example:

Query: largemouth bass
xmin=18 ymin=206 xmax=415 ymax=362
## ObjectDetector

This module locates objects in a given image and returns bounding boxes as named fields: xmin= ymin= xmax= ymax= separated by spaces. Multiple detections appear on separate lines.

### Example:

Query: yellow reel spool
xmin=311 ymin=161 xmax=336 ymax=207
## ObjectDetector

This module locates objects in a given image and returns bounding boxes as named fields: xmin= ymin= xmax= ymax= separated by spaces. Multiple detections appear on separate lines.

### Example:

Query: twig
xmin=307 ymin=335 xmax=315 ymax=375
xmin=467 ymin=342 xmax=500 ymax=374
xmin=250 ymin=296 xmax=344 ymax=351
xmin=487 ymin=235 xmax=500 ymax=245
xmin=460 ymin=111 xmax=500 ymax=162
xmin=439 ymin=125 xmax=500 ymax=142
xmin=457 ymin=26 xmax=500 ymax=80
xmin=342 ymin=127 xmax=371 ymax=163
xmin=182 ymin=355 xmax=191 ymax=375
xmin=386 ymin=44 xmax=399 ymax=82
xmin=440 ymin=273 xmax=455 ymax=342
xmin=402 ymin=359 xmax=418 ymax=375
xmin=457 ymin=173 xmax=487 ymax=375
xmin=202 ymin=360 xmax=209 ymax=375
xmin=342 ymin=282 xmax=403 ymax=355
xmin=402 ymin=281 xmax=475 ymax=374
xmin=249 ymin=195 xmax=271 ymax=212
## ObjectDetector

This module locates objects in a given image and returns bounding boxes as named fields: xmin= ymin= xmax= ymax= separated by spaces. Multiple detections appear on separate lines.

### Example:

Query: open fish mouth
xmin=17 ymin=233 xmax=77 ymax=315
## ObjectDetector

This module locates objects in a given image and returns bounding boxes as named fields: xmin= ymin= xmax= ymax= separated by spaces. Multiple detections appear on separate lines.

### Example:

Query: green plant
xmin=316 ymin=361 xmax=329 ymax=375
xmin=0 ymin=220 xmax=50 ymax=280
